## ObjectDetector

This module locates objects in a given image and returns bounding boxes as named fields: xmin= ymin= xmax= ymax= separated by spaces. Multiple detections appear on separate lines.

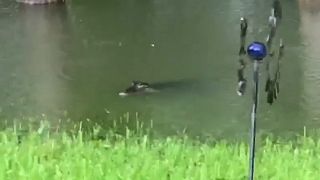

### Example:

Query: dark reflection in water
xmin=0 ymin=0 xmax=318 ymax=138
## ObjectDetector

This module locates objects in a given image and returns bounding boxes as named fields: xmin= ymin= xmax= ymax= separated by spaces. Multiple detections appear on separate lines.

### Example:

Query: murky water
xmin=0 ymin=0 xmax=319 ymax=137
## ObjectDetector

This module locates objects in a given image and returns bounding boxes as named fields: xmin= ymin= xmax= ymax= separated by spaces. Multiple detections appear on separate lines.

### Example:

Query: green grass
xmin=0 ymin=121 xmax=319 ymax=180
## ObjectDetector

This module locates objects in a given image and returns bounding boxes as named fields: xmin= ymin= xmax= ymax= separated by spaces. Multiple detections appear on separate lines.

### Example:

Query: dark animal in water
xmin=118 ymin=81 xmax=158 ymax=97
xmin=118 ymin=79 xmax=200 ymax=97
xmin=16 ymin=0 xmax=65 ymax=5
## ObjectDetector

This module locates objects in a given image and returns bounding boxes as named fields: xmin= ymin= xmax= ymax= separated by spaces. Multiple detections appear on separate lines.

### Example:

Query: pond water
xmin=0 ymin=0 xmax=319 ymax=138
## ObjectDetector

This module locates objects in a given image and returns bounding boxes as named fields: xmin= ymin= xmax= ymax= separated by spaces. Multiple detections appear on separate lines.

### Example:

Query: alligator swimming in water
xmin=16 ymin=0 xmax=65 ymax=5
xmin=118 ymin=81 xmax=158 ymax=97
xmin=118 ymin=79 xmax=203 ymax=97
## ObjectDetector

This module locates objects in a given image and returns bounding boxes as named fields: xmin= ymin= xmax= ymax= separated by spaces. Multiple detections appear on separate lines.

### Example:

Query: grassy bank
xmin=0 ymin=122 xmax=319 ymax=180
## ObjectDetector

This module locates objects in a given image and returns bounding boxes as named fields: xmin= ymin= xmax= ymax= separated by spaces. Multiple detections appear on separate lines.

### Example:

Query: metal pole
xmin=242 ymin=1 xmax=282 ymax=179
xmin=248 ymin=61 xmax=259 ymax=180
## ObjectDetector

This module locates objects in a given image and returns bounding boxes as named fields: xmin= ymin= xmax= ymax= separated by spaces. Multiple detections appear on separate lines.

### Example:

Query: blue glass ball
xmin=247 ymin=42 xmax=267 ymax=61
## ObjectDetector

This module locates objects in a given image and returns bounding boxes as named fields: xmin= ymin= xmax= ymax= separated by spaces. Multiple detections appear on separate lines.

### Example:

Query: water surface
xmin=0 ymin=0 xmax=319 ymax=138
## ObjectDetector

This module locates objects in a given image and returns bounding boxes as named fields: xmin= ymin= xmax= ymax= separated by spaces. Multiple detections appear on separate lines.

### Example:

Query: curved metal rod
xmin=274 ymin=39 xmax=284 ymax=94
xmin=240 ymin=17 xmax=248 ymax=55
xmin=237 ymin=17 xmax=248 ymax=96
xmin=267 ymin=39 xmax=285 ymax=104
xmin=265 ymin=0 xmax=283 ymax=104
